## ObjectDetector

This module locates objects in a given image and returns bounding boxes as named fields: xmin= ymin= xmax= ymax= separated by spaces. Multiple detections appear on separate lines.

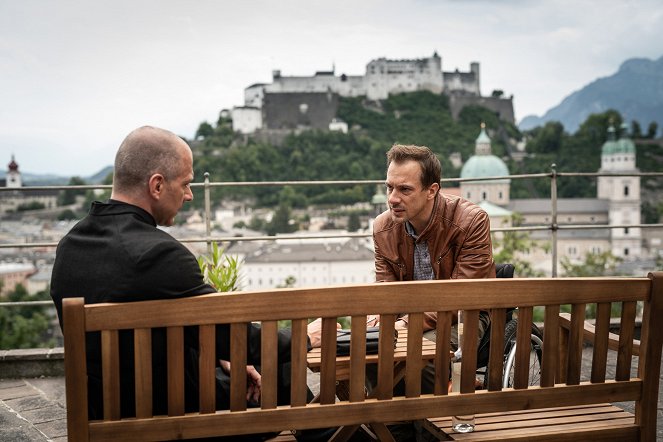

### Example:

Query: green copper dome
xmin=460 ymin=123 xmax=510 ymax=183
xmin=615 ymin=123 xmax=636 ymax=154
xmin=602 ymin=124 xmax=635 ymax=155
xmin=601 ymin=125 xmax=617 ymax=155
xmin=460 ymin=155 xmax=510 ymax=182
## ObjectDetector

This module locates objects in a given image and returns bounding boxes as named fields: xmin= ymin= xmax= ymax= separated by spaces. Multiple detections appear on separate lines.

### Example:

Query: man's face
xmin=385 ymin=159 xmax=438 ymax=231
xmin=154 ymin=146 xmax=194 ymax=226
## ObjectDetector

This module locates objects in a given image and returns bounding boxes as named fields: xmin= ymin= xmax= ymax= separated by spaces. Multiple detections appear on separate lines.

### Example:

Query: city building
xmin=459 ymin=123 xmax=645 ymax=275
xmin=1 ymin=156 xmax=59 ymax=214
xmin=0 ymin=262 xmax=36 ymax=296
xmin=229 ymin=237 xmax=375 ymax=291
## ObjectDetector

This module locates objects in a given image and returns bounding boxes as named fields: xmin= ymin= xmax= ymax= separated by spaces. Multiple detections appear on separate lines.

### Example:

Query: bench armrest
xmin=558 ymin=312 xmax=640 ymax=356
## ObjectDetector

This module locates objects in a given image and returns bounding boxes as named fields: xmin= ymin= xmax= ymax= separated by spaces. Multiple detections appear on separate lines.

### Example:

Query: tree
xmin=195 ymin=121 xmax=214 ymax=140
xmin=631 ymin=120 xmax=642 ymax=138
xmin=492 ymin=214 xmax=546 ymax=277
xmin=266 ymin=203 xmax=298 ymax=235
xmin=347 ymin=212 xmax=361 ymax=232
xmin=58 ymin=176 xmax=88 ymax=206
xmin=0 ymin=285 xmax=56 ymax=349
xmin=647 ymin=121 xmax=659 ymax=139
xmin=16 ymin=201 xmax=46 ymax=211
xmin=57 ymin=209 xmax=78 ymax=220
xmin=277 ymin=276 xmax=297 ymax=288
xmin=560 ymin=251 xmax=621 ymax=277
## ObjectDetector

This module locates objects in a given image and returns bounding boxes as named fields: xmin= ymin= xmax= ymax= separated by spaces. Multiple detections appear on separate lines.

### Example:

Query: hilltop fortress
xmin=231 ymin=52 xmax=515 ymax=135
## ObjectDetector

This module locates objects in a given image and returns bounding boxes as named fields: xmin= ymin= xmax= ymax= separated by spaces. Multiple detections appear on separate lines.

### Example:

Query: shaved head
xmin=113 ymin=126 xmax=190 ymax=195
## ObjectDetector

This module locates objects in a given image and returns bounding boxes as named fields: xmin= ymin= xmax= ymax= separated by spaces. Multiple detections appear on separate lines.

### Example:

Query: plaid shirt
xmin=405 ymin=221 xmax=434 ymax=281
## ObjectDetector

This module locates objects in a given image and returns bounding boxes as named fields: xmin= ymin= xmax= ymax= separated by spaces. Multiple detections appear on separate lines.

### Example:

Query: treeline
xmin=188 ymin=91 xmax=662 ymax=219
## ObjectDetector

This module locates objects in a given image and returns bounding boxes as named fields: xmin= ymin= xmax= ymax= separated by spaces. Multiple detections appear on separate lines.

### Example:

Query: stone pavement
xmin=0 ymin=377 xmax=66 ymax=442
xmin=2 ymin=348 xmax=662 ymax=441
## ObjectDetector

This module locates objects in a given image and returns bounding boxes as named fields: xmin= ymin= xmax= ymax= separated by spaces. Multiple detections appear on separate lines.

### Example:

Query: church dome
xmin=615 ymin=123 xmax=635 ymax=154
xmin=460 ymin=124 xmax=510 ymax=183
xmin=460 ymin=155 xmax=510 ymax=182
xmin=601 ymin=125 xmax=618 ymax=155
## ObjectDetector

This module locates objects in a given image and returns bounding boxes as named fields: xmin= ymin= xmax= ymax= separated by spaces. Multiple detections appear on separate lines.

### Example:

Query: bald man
xmin=50 ymin=127 xmax=330 ymax=440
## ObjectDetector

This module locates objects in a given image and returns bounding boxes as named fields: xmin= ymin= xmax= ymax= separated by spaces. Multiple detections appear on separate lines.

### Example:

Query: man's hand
xmin=307 ymin=317 xmax=341 ymax=348
xmin=367 ymin=314 xmax=408 ymax=330
xmin=219 ymin=360 xmax=262 ymax=404
xmin=366 ymin=314 xmax=380 ymax=327
xmin=245 ymin=365 xmax=261 ymax=404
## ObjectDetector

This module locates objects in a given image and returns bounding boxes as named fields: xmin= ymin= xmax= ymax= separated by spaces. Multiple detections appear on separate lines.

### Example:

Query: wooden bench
xmin=63 ymin=272 xmax=663 ymax=441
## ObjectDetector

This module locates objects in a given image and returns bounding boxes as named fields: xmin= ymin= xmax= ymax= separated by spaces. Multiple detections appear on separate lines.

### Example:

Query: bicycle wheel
xmin=502 ymin=318 xmax=543 ymax=388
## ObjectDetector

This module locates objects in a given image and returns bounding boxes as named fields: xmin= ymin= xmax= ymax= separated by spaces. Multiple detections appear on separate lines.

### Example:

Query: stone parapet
xmin=0 ymin=347 xmax=64 ymax=378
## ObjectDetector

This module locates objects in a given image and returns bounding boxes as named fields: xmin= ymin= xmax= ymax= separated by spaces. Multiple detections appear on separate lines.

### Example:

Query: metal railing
xmin=1 ymin=167 xmax=662 ymax=312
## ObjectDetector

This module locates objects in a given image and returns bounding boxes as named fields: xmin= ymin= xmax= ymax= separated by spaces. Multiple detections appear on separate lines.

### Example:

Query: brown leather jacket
xmin=373 ymin=192 xmax=496 ymax=330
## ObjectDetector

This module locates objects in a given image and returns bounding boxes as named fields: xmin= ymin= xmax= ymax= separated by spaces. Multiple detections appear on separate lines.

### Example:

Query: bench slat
xmin=85 ymin=382 xmax=642 ymax=441
xmin=260 ymin=320 xmax=278 ymax=410
xmin=166 ymin=326 xmax=185 ymax=416
xmin=540 ymin=305 xmax=559 ymax=387
xmin=616 ymin=301 xmax=637 ymax=381
xmin=230 ymin=323 xmax=248 ymax=412
xmin=566 ymin=303 xmax=585 ymax=385
xmin=513 ymin=306 xmax=533 ymax=389
xmin=426 ymin=407 xmax=637 ymax=441
xmin=406 ymin=312 xmax=423 ymax=398
xmin=590 ymin=302 xmax=611 ymax=384
xmin=101 ymin=329 xmax=120 ymax=420
xmin=349 ymin=316 xmax=367 ymax=403
xmin=134 ymin=328 xmax=152 ymax=418
xmin=460 ymin=310 xmax=479 ymax=394
xmin=290 ymin=318 xmax=308 ymax=407
xmin=434 ymin=310 xmax=452 ymax=395
xmin=486 ymin=308 xmax=506 ymax=391
xmin=198 ymin=324 xmax=215 ymax=414
xmin=319 ymin=317 xmax=338 ymax=405
xmin=81 ymin=278 xmax=652 ymax=331
xmin=376 ymin=314 xmax=395 ymax=400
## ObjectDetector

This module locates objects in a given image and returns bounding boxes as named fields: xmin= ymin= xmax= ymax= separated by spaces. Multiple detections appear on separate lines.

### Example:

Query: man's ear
xmin=148 ymin=174 xmax=164 ymax=200
xmin=427 ymin=182 xmax=440 ymax=200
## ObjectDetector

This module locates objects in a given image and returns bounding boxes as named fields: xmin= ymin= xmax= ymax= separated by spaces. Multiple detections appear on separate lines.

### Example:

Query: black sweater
xmin=51 ymin=200 xmax=292 ymax=418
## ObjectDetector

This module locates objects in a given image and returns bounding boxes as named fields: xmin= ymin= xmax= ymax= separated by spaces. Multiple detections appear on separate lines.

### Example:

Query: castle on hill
xmin=231 ymin=52 xmax=514 ymax=135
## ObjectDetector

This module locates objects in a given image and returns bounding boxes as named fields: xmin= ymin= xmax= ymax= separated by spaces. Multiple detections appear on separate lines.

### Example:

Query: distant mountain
xmin=85 ymin=166 xmax=114 ymax=184
xmin=519 ymin=55 xmax=663 ymax=133
xmin=0 ymin=165 xmax=113 ymax=186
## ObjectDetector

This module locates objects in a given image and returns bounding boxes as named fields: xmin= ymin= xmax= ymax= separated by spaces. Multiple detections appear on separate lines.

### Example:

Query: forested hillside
xmin=190 ymin=91 xmax=663 ymax=220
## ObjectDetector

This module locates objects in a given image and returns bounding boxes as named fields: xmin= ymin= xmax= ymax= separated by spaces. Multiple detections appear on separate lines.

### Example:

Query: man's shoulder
xmin=438 ymin=193 xmax=488 ymax=221
xmin=373 ymin=210 xmax=400 ymax=235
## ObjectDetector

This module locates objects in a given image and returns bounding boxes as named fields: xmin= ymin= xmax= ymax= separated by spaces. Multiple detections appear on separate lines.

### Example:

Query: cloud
xmin=1 ymin=0 xmax=662 ymax=175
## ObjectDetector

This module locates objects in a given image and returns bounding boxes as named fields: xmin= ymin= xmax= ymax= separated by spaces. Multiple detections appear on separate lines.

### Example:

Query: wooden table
xmin=306 ymin=329 xmax=438 ymax=441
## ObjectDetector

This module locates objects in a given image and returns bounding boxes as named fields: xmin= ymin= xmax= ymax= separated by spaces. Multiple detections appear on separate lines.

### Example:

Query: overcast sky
xmin=2 ymin=0 xmax=662 ymax=177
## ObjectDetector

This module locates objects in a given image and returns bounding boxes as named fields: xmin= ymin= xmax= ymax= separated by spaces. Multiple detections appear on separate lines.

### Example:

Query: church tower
xmin=6 ymin=155 xmax=22 ymax=188
xmin=460 ymin=123 xmax=510 ymax=206
xmin=597 ymin=123 xmax=641 ymax=260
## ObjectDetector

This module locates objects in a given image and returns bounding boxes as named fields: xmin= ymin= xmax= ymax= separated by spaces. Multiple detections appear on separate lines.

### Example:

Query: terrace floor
xmin=2 ymin=347 xmax=662 ymax=441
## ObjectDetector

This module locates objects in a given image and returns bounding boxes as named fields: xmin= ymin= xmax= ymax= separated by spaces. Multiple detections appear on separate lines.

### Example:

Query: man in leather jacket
xmin=371 ymin=144 xmax=496 ymax=347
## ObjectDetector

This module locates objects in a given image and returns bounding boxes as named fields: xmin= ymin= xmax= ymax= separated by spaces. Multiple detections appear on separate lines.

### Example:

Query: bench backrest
xmin=63 ymin=273 xmax=663 ymax=441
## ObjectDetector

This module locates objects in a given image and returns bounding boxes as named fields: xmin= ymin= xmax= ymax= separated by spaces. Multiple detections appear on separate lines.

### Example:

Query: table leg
xmin=329 ymin=424 xmax=362 ymax=442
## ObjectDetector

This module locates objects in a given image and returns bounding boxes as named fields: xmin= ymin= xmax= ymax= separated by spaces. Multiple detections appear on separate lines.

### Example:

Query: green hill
xmin=190 ymin=91 xmax=663 ymax=220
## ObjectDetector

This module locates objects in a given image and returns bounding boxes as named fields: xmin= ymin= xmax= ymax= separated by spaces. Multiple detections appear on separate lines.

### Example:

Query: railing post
xmin=204 ymin=172 xmax=212 ymax=255
xmin=550 ymin=164 xmax=558 ymax=277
